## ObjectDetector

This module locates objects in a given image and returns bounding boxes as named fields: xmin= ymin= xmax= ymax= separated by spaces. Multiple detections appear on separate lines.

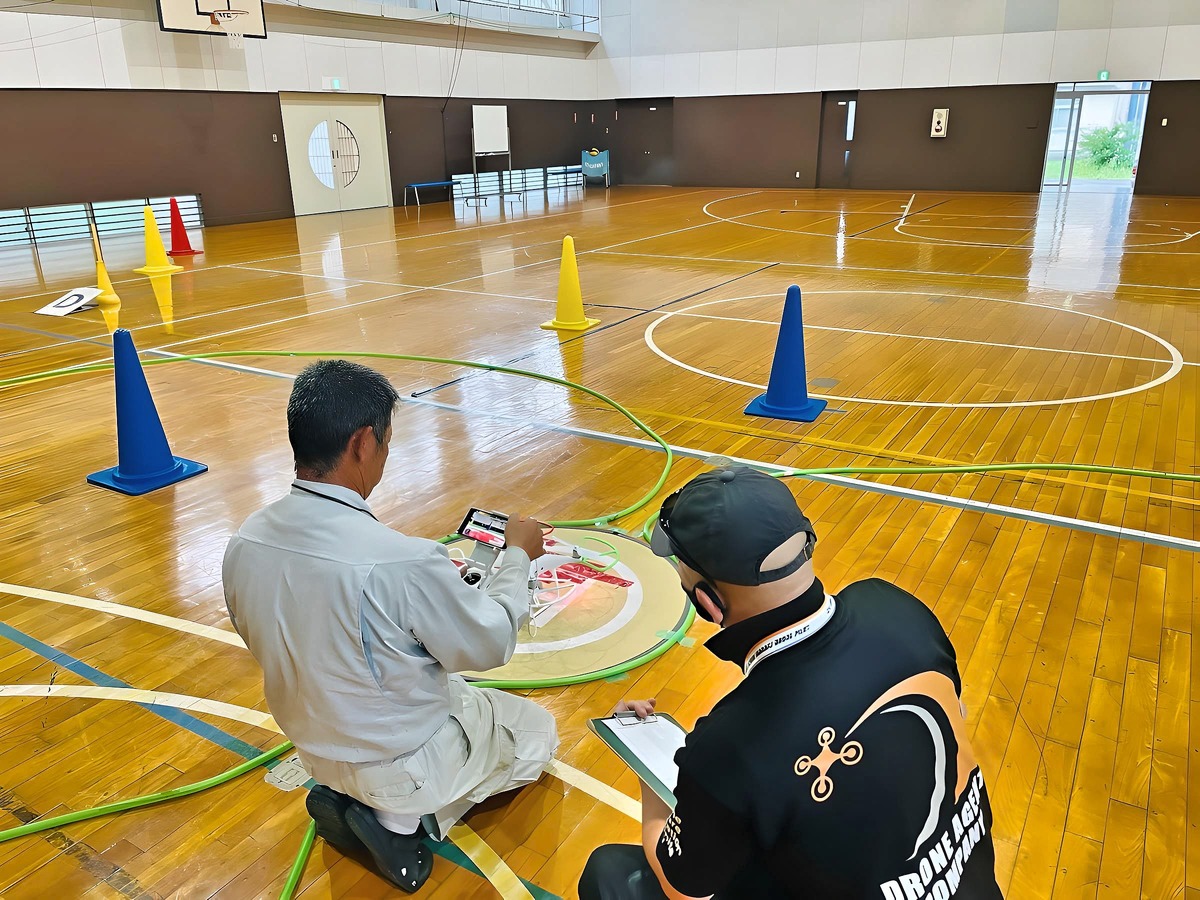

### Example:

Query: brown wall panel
xmin=0 ymin=89 xmax=292 ymax=226
xmin=850 ymin=84 xmax=1054 ymax=192
xmin=1135 ymin=81 xmax=1200 ymax=196
xmin=674 ymin=93 xmax=822 ymax=188
xmin=440 ymin=98 xmax=589 ymax=175
xmin=383 ymin=96 xmax=449 ymax=205
xmin=385 ymin=97 xmax=601 ymax=200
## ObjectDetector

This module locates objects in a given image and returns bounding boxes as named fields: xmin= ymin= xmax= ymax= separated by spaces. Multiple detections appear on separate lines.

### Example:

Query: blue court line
xmin=0 ymin=620 xmax=264 ymax=760
xmin=0 ymin=619 xmax=562 ymax=898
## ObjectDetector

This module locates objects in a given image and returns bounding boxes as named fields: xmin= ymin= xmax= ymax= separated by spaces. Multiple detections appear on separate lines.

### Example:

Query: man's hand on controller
xmin=506 ymin=514 xmax=547 ymax=561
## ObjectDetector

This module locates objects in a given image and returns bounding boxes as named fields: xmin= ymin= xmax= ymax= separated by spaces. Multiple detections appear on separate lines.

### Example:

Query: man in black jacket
xmin=579 ymin=467 xmax=1003 ymax=900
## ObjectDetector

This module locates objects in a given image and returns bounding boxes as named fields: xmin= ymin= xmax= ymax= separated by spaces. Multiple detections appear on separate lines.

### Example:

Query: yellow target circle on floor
xmin=452 ymin=528 xmax=692 ymax=688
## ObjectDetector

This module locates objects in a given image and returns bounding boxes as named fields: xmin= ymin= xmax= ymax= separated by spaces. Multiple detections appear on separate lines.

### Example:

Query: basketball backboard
xmin=156 ymin=0 xmax=266 ymax=40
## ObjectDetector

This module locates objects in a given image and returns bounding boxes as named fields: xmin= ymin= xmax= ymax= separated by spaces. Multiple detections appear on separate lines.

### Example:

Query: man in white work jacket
xmin=223 ymin=360 xmax=558 ymax=893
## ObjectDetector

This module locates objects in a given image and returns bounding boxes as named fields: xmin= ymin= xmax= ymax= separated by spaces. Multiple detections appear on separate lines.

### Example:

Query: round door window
xmin=307 ymin=120 xmax=361 ymax=190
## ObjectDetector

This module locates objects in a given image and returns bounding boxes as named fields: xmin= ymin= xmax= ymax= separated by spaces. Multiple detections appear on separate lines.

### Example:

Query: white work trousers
xmin=300 ymin=675 xmax=559 ymax=839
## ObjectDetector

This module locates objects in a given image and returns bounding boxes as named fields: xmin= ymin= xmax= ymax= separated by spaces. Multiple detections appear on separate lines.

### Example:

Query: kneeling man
xmin=223 ymin=360 xmax=558 ymax=893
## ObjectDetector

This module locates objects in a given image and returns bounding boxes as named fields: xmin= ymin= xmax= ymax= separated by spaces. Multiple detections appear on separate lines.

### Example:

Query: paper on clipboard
xmin=588 ymin=713 xmax=688 ymax=807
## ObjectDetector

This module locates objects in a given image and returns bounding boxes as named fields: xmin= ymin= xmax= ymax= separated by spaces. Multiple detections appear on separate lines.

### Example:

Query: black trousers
xmin=578 ymin=845 xmax=670 ymax=900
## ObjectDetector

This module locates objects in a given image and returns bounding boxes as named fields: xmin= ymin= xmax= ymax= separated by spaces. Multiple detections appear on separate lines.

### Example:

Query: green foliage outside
xmin=1045 ymin=122 xmax=1142 ymax=181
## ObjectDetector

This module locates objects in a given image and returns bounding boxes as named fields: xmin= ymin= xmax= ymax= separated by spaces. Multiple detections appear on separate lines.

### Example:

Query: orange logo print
xmin=793 ymin=726 xmax=863 ymax=802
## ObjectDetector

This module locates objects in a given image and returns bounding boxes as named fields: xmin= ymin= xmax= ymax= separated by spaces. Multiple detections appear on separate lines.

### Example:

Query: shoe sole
xmin=345 ymin=803 xmax=434 ymax=894
xmin=305 ymin=787 xmax=364 ymax=853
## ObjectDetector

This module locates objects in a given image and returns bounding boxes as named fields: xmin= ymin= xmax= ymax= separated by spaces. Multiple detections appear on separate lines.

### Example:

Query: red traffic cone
xmin=167 ymin=198 xmax=201 ymax=257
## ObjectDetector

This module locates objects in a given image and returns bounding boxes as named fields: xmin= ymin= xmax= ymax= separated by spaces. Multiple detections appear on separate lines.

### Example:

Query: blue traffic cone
xmin=87 ymin=329 xmax=207 ymax=495
xmin=744 ymin=285 xmax=828 ymax=423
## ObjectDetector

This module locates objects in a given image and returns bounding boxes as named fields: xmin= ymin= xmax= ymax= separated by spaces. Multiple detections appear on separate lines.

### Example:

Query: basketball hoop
xmin=210 ymin=9 xmax=248 ymax=49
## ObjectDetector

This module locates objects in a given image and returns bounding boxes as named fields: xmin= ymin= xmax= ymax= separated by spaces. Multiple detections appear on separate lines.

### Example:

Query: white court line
xmin=0 ymin=188 xmax=710 ymax=309
xmin=0 ymin=285 xmax=347 ymax=363
xmin=233 ymin=266 xmax=556 ymax=305
xmin=594 ymin=249 xmax=1200 ymax=296
xmin=666 ymin=310 xmax=1197 ymax=367
xmin=0 ymin=581 xmax=246 ymax=646
xmin=704 ymin=192 xmax=1200 ymax=253
xmin=405 ymin=395 xmax=1200 ymax=553
xmin=3 ymin=204 xmax=745 ymax=385
xmin=644 ymin=291 xmax=1184 ymax=409
xmin=14 ymin=331 xmax=1194 ymax=545
xmin=216 ymin=188 xmax=713 ymax=269
xmin=0 ymin=687 xmax=639 ymax=818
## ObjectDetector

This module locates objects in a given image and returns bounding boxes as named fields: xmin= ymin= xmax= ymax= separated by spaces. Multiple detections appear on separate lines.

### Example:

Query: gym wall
xmin=672 ymin=93 xmax=823 ymax=189
xmin=849 ymin=84 xmax=1055 ymax=193
xmin=0 ymin=89 xmax=294 ymax=226
xmin=1133 ymin=80 xmax=1200 ymax=197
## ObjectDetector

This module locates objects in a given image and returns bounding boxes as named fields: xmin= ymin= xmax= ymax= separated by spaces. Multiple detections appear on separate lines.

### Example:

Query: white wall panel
xmin=664 ymin=51 xmax=700 ymax=96
xmin=346 ymin=41 xmax=386 ymax=95
xmin=857 ymin=40 xmax=906 ymax=90
xmin=303 ymin=36 xmax=348 ymax=93
xmin=694 ymin=49 xmax=737 ymax=96
xmin=862 ymin=0 xmax=910 ymax=42
xmin=3 ymin=0 xmax=1197 ymax=100
xmin=774 ymin=44 xmax=817 ymax=93
xmin=777 ymin=0 xmax=821 ymax=47
xmin=818 ymin=0 xmax=864 ymax=45
xmin=501 ymin=51 xmax=530 ymax=98
xmin=816 ymin=42 xmax=861 ymax=90
xmin=1049 ymin=28 xmax=1112 ymax=81
xmin=261 ymin=30 xmax=307 ymax=93
xmin=998 ymin=29 xmax=1055 ymax=83
xmin=470 ymin=50 xmax=503 ymax=98
xmin=735 ymin=47 xmax=777 ymax=95
xmin=1113 ymin=0 xmax=1171 ymax=28
xmin=1160 ymin=23 xmax=1200 ymax=78
xmin=737 ymin=2 xmax=780 ymax=51
xmin=631 ymin=53 xmax=666 ymax=96
xmin=155 ymin=29 xmax=216 ymax=90
xmin=948 ymin=33 xmax=1004 ymax=85
xmin=28 ymin=13 xmax=105 ymax=88
xmin=1058 ymin=0 xmax=1114 ymax=31
xmin=901 ymin=36 xmax=953 ymax=87
xmin=0 ymin=11 xmax=39 ymax=89
xmin=1103 ymin=25 xmax=1167 ymax=80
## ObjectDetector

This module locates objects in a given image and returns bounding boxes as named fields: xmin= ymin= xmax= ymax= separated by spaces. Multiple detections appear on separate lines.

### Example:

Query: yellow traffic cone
xmin=134 ymin=206 xmax=183 ymax=276
xmin=95 ymin=259 xmax=122 ymax=334
xmin=541 ymin=235 xmax=599 ymax=332
xmin=90 ymin=222 xmax=104 ymax=265
xmin=147 ymin=273 xmax=175 ymax=334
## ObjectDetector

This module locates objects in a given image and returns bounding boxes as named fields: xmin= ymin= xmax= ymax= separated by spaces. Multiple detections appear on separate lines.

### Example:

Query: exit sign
xmin=1098 ymin=69 xmax=1110 ymax=80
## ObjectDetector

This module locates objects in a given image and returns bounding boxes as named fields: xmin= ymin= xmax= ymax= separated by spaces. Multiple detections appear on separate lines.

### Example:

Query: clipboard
xmin=587 ymin=712 xmax=688 ymax=807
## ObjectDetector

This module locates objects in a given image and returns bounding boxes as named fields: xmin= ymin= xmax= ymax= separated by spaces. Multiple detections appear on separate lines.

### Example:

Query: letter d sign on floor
xmin=36 ymin=287 xmax=101 ymax=317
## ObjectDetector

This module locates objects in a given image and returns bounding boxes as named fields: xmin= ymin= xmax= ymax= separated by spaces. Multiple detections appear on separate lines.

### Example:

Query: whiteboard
xmin=472 ymin=105 xmax=510 ymax=155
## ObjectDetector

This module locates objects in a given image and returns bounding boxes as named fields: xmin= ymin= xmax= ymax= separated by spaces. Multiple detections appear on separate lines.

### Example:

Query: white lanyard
xmin=743 ymin=594 xmax=837 ymax=676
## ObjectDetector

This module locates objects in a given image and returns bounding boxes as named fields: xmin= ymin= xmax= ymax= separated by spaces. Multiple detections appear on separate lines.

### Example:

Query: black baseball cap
xmin=650 ymin=466 xmax=817 ymax=586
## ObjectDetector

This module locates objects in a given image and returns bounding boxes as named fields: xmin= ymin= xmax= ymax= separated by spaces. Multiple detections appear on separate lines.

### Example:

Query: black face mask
xmin=683 ymin=579 xmax=726 ymax=623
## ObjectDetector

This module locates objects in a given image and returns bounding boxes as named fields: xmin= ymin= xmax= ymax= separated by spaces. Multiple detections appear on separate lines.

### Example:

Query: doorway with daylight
xmin=1042 ymin=81 xmax=1150 ymax=194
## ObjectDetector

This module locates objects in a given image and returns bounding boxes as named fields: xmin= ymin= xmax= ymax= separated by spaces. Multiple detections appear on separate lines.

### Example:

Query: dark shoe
xmin=345 ymin=802 xmax=434 ymax=894
xmin=306 ymin=785 xmax=365 ymax=853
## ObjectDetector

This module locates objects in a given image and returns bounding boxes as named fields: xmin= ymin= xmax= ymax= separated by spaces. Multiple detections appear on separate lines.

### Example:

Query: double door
xmin=280 ymin=94 xmax=392 ymax=216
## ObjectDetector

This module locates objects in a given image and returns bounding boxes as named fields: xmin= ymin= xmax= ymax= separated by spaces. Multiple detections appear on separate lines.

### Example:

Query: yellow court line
xmin=0 ymin=582 xmax=246 ymax=647
xmin=446 ymin=822 xmax=536 ymax=900
xmin=0 ymin=685 xmax=641 ymax=894
xmin=0 ymin=586 xmax=647 ymax=822
xmin=544 ymin=758 xmax=641 ymax=820
xmin=624 ymin=406 xmax=1200 ymax=508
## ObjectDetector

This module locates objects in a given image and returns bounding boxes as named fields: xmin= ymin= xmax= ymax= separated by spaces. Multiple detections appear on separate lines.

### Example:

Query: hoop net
xmin=210 ymin=9 xmax=248 ymax=49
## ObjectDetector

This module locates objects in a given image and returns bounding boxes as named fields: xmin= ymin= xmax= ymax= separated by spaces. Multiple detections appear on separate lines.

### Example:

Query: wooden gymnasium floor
xmin=1 ymin=185 xmax=1198 ymax=899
